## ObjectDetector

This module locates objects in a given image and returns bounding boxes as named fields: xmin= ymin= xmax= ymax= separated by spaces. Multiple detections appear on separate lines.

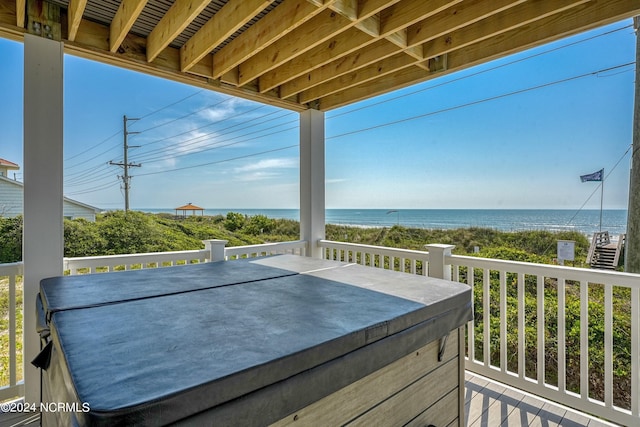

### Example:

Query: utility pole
xmin=110 ymin=115 xmax=141 ymax=212
xmin=626 ymin=17 xmax=640 ymax=273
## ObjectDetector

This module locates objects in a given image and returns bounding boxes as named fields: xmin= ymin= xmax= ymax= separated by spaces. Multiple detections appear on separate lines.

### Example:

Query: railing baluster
xmin=605 ymin=283 xmax=613 ymax=408
xmin=633 ymin=287 xmax=639 ymax=416
xmin=9 ymin=272 xmax=16 ymax=388
xmin=468 ymin=266 xmax=475 ymax=363
xmin=518 ymin=273 xmax=525 ymax=379
xmin=500 ymin=270 xmax=507 ymax=373
xmin=558 ymin=277 xmax=566 ymax=393
xmin=580 ymin=280 xmax=589 ymax=400
xmin=537 ymin=275 xmax=545 ymax=385
xmin=483 ymin=268 xmax=490 ymax=367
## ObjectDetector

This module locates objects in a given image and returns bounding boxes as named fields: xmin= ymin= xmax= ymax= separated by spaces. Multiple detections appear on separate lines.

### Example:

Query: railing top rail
xmin=226 ymin=240 xmax=307 ymax=251
xmin=63 ymin=249 xmax=209 ymax=263
xmin=319 ymin=239 xmax=429 ymax=258
xmin=224 ymin=240 xmax=307 ymax=256
xmin=0 ymin=261 xmax=23 ymax=274
xmin=448 ymin=254 xmax=640 ymax=287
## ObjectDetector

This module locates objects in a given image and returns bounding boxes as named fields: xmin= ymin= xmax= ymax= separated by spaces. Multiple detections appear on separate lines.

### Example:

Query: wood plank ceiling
xmin=0 ymin=0 xmax=638 ymax=111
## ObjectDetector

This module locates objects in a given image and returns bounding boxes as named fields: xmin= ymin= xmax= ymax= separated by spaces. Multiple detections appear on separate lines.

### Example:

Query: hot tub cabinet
xmin=36 ymin=255 xmax=472 ymax=426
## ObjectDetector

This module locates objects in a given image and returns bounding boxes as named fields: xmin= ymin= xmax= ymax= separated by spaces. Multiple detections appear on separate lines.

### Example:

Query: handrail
xmin=224 ymin=240 xmax=307 ymax=259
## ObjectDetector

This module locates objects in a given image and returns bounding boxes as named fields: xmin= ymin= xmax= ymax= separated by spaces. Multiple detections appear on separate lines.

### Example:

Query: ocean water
xmin=137 ymin=208 xmax=628 ymax=236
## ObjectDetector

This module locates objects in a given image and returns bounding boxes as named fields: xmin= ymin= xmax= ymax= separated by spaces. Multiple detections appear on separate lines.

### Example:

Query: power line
xmin=328 ymin=24 xmax=632 ymax=120
xmin=327 ymin=62 xmax=635 ymax=141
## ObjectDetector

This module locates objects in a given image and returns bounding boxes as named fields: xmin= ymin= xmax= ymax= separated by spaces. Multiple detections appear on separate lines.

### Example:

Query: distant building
xmin=175 ymin=203 xmax=205 ymax=217
xmin=0 ymin=158 xmax=102 ymax=221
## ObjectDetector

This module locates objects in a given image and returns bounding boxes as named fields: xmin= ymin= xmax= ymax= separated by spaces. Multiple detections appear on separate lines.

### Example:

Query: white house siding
xmin=0 ymin=176 xmax=99 ymax=221
xmin=62 ymin=200 xmax=98 ymax=221
xmin=0 ymin=179 xmax=24 ymax=217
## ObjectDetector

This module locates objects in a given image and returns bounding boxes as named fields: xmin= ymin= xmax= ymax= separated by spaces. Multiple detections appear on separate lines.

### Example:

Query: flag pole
xmin=599 ymin=169 xmax=604 ymax=231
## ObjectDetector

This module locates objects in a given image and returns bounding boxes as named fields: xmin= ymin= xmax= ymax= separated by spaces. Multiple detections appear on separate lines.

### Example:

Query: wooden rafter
xmin=146 ymin=0 xmax=210 ymax=63
xmin=318 ymin=0 xmax=640 ymax=110
xmin=180 ymin=0 xmax=273 ymax=72
xmin=67 ymin=0 xmax=87 ymax=41
xmin=211 ymin=0 xmax=336 ymax=79
xmin=287 ymin=0 xmax=590 ymax=105
xmin=110 ymin=0 xmax=148 ymax=53
xmin=278 ymin=0 xmax=526 ymax=99
xmin=16 ymin=0 xmax=25 ymax=27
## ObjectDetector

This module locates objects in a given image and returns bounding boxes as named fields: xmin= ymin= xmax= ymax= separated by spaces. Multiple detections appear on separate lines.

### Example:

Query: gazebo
xmin=1 ymin=0 xmax=638 ymax=414
xmin=175 ymin=203 xmax=205 ymax=217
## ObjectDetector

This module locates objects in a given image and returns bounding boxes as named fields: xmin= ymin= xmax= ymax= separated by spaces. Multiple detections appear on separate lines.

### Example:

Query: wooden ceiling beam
xmin=280 ymin=39 xmax=397 ymax=99
xmin=318 ymin=0 xmax=640 ymax=110
xmin=299 ymin=52 xmax=420 ymax=103
xmin=180 ymin=0 xmax=272 ymax=72
xmin=239 ymin=8 xmax=353 ymax=87
xmin=406 ymin=0 xmax=527 ymax=47
xmin=109 ymin=0 xmax=148 ymax=53
xmin=259 ymin=0 xmax=461 ymax=92
xmin=304 ymin=0 xmax=589 ymax=105
xmin=146 ymin=0 xmax=210 ymax=63
xmin=421 ymin=0 xmax=590 ymax=60
xmin=67 ymin=0 xmax=87 ymax=42
xmin=16 ymin=0 xmax=24 ymax=27
xmin=212 ymin=0 xmax=335 ymax=80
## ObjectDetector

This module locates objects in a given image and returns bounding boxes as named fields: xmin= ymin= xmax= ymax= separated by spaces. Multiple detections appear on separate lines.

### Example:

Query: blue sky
xmin=0 ymin=19 xmax=636 ymax=210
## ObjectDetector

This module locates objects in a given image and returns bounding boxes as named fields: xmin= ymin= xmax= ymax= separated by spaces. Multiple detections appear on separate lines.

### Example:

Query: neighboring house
xmin=0 ymin=158 xmax=101 ymax=221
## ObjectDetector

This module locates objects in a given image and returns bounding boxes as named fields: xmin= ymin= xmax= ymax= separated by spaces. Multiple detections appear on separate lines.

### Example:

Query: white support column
xmin=299 ymin=109 xmax=325 ymax=258
xmin=23 ymin=34 xmax=65 ymax=404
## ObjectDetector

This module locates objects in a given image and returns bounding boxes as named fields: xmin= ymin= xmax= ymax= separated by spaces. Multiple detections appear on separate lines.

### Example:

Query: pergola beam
xmin=109 ymin=0 xmax=148 ymax=53
xmin=67 ymin=0 xmax=88 ymax=41
xmin=180 ymin=0 xmax=272 ymax=71
xmin=146 ymin=0 xmax=210 ymax=63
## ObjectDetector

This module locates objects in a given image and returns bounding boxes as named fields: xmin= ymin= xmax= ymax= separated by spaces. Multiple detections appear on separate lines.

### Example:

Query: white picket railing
xmin=0 ymin=262 xmax=24 ymax=402
xmin=3 ymin=239 xmax=640 ymax=426
xmin=64 ymin=249 xmax=211 ymax=275
xmin=224 ymin=240 xmax=307 ymax=259
xmin=318 ymin=239 xmax=640 ymax=427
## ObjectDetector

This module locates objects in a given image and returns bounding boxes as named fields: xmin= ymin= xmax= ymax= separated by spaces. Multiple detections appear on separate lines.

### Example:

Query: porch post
xmin=299 ymin=109 xmax=325 ymax=258
xmin=23 ymin=34 xmax=65 ymax=403
xmin=425 ymin=244 xmax=455 ymax=280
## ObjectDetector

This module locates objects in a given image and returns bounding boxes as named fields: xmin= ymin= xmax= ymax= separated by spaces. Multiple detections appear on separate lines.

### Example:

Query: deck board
xmin=466 ymin=372 xmax=620 ymax=427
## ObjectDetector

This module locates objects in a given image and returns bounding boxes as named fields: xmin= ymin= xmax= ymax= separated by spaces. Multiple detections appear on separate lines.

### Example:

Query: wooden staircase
xmin=586 ymin=231 xmax=626 ymax=270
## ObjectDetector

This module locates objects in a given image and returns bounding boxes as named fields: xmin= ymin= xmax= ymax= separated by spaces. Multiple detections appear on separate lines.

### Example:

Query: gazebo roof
xmin=1 ymin=0 xmax=637 ymax=111
xmin=175 ymin=203 xmax=204 ymax=211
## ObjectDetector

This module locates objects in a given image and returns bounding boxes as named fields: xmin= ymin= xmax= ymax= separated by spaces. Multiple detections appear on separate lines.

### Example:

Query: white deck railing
xmin=2 ymin=239 xmax=639 ymax=426
xmin=223 ymin=240 xmax=307 ymax=259
xmin=0 ymin=262 xmax=24 ymax=402
xmin=318 ymin=239 xmax=640 ymax=427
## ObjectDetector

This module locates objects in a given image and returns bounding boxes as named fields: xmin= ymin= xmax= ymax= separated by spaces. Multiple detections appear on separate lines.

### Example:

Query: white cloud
xmin=234 ymin=158 xmax=297 ymax=173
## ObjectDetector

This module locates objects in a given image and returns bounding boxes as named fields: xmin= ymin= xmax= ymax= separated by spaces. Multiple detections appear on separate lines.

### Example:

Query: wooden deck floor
xmin=465 ymin=372 xmax=620 ymax=427
xmin=0 ymin=373 xmax=623 ymax=427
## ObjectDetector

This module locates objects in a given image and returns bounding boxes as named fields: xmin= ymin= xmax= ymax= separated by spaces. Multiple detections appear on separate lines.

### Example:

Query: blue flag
xmin=580 ymin=169 xmax=604 ymax=182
